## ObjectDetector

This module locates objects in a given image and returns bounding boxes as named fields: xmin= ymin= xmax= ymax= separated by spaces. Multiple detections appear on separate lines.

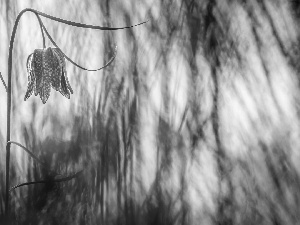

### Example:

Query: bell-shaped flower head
xmin=25 ymin=47 xmax=73 ymax=104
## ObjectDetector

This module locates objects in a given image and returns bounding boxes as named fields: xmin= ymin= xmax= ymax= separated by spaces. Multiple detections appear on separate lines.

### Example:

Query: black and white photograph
xmin=0 ymin=0 xmax=299 ymax=224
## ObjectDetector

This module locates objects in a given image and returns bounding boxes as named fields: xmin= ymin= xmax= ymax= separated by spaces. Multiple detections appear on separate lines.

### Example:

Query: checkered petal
xmin=49 ymin=48 xmax=62 ymax=91
xmin=24 ymin=53 xmax=35 ymax=101
xmin=39 ymin=48 xmax=52 ymax=104
xmin=52 ymin=48 xmax=73 ymax=98
xmin=32 ymin=49 xmax=44 ymax=97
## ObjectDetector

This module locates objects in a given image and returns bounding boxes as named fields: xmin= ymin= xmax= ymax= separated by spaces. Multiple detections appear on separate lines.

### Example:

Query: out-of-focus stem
xmin=7 ymin=141 xmax=45 ymax=166
xmin=0 ymin=72 xmax=8 ymax=92
xmin=9 ymin=170 xmax=83 ymax=192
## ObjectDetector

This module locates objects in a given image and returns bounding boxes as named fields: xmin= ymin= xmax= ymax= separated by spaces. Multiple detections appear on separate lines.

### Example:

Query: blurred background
xmin=1 ymin=0 xmax=300 ymax=224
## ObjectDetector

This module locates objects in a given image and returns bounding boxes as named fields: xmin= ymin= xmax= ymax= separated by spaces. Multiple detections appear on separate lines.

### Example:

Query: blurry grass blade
xmin=7 ymin=141 xmax=45 ymax=166
xmin=101 ymin=45 xmax=118 ymax=70
xmin=0 ymin=72 xmax=7 ymax=92
xmin=9 ymin=170 xmax=84 ymax=191
xmin=53 ymin=170 xmax=83 ymax=182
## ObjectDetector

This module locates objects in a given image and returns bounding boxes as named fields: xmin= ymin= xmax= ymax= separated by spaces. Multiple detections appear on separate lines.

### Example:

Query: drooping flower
xmin=24 ymin=47 xmax=73 ymax=104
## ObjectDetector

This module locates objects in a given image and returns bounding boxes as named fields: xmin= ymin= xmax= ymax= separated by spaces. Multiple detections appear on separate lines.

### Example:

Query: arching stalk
xmin=4 ymin=8 xmax=148 ymax=216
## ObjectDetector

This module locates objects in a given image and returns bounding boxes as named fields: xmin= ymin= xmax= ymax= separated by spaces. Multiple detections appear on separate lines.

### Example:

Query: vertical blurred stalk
xmin=206 ymin=1 xmax=233 ymax=223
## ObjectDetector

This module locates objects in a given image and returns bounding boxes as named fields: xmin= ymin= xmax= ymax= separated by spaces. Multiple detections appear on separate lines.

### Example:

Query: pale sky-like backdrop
xmin=1 ymin=0 xmax=300 ymax=224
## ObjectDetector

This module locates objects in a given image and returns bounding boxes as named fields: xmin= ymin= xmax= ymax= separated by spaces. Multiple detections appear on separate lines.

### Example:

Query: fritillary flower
xmin=24 ymin=47 xmax=73 ymax=104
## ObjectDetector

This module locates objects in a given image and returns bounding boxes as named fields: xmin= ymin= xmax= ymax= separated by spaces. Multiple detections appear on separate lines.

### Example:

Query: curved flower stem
xmin=39 ymin=17 xmax=118 ymax=71
xmin=36 ymin=14 xmax=46 ymax=48
xmin=5 ymin=9 xmax=50 ymax=214
xmin=5 ymin=8 xmax=148 ymax=216
xmin=32 ymin=8 xmax=148 ymax=30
